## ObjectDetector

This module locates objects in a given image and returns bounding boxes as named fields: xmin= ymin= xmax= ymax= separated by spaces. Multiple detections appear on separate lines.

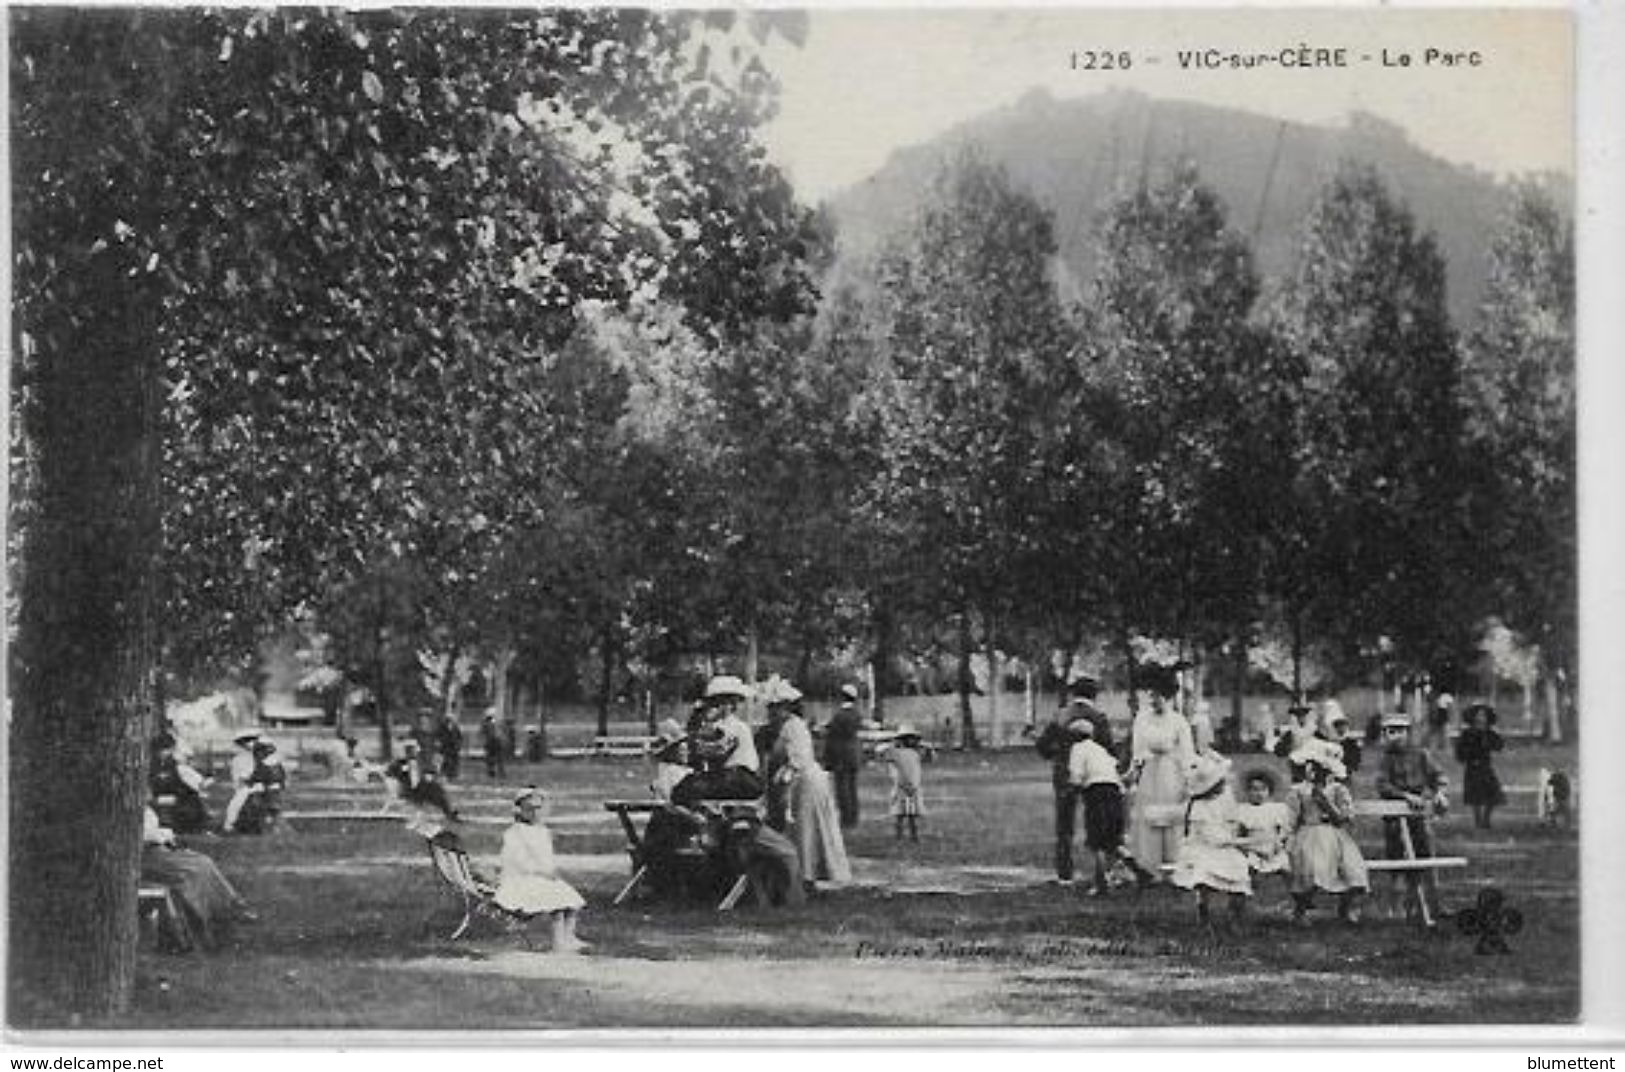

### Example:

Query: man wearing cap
xmin=823 ymin=684 xmax=864 ymax=828
xmin=1069 ymin=675 xmax=1114 ymax=756
xmin=1375 ymin=712 xmax=1449 ymax=921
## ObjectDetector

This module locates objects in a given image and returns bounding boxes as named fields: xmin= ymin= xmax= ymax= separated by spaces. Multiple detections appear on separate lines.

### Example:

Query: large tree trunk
xmin=10 ymin=248 xmax=160 ymax=1023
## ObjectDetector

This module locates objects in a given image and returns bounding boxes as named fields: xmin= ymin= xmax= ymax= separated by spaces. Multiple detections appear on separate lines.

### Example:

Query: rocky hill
xmin=825 ymin=88 xmax=1571 ymax=326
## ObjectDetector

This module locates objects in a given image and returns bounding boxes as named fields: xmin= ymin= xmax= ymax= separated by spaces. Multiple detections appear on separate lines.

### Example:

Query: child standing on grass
xmin=887 ymin=725 xmax=925 ymax=842
xmin=495 ymin=786 xmax=588 ymax=954
xmin=1235 ymin=769 xmax=1291 ymax=880
xmin=1169 ymin=752 xmax=1253 ymax=927
xmin=1066 ymin=717 xmax=1140 ymax=896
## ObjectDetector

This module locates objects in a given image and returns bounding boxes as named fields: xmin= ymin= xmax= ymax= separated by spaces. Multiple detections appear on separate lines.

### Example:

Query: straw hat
xmin=1289 ymin=739 xmax=1347 ymax=780
xmin=703 ymin=675 xmax=751 ymax=703
xmin=1067 ymin=717 xmax=1096 ymax=738
xmin=893 ymin=723 xmax=921 ymax=743
xmin=233 ymin=729 xmax=262 ymax=746
xmin=513 ymin=786 xmax=545 ymax=808
xmin=839 ymin=683 xmax=860 ymax=702
xmin=1187 ymin=752 xmax=1234 ymax=797
xmin=758 ymin=675 xmax=803 ymax=706
xmin=1381 ymin=712 xmax=1413 ymax=730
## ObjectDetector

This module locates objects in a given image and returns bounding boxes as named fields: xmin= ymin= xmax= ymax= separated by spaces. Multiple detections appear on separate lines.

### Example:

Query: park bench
xmin=594 ymin=735 xmax=659 ymax=758
xmin=1353 ymin=799 xmax=1468 ymax=927
xmin=1140 ymin=798 xmax=1467 ymax=925
xmin=604 ymin=799 xmax=763 ymax=910
xmin=419 ymin=830 xmax=536 ymax=946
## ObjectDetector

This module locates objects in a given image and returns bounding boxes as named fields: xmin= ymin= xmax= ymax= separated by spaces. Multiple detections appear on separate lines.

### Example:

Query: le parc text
xmin=1381 ymin=47 xmax=1484 ymax=67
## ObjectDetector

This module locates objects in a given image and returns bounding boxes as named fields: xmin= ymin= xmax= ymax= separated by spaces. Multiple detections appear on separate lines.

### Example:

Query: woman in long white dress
xmin=494 ymin=787 xmax=588 ymax=953
xmin=1126 ymin=667 xmax=1196 ymax=878
xmin=765 ymin=678 xmax=852 ymax=884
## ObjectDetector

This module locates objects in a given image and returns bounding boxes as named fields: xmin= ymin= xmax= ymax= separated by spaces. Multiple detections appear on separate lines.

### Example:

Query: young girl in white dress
xmin=1169 ymin=752 xmax=1253 ymax=926
xmin=1285 ymin=745 xmax=1369 ymax=925
xmin=495 ymin=786 xmax=588 ymax=953
xmin=886 ymin=725 xmax=926 ymax=843
xmin=1235 ymin=769 xmax=1292 ymax=880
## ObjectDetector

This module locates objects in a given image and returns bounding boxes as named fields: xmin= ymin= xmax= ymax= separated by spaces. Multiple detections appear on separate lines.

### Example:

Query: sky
xmin=756 ymin=7 xmax=1574 ymax=203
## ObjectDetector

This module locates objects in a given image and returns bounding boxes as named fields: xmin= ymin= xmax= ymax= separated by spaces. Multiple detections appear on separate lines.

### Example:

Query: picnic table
xmin=603 ymin=798 xmax=766 ymax=910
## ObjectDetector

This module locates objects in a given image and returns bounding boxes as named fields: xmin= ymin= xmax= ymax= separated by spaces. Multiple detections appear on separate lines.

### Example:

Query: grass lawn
xmin=109 ymin=737 xmax=1578 ymax=1030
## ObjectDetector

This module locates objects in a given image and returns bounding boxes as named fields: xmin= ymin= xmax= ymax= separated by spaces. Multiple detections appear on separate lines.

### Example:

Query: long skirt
xmin=791 ymin=767 xmax=852 ymax=882
xmin=1170 ymin=841 xmax=1253 ymax=895
xmin=140 ymin=847 xmax=250 ymax=950
xmin=1290 ymin=826 xmax=1369 ymax=894
xmin=1128 ymin=755 xmax=1185 ymax=869
xmin=1463 ymin=761 xmax=1506 ymax=807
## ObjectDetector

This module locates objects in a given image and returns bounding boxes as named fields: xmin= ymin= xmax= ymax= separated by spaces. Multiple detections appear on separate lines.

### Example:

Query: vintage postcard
xmin=6 ymin=0 xmax=1616 ymax=1045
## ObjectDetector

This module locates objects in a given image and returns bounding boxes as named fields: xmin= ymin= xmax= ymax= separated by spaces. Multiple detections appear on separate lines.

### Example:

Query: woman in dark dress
xmin=1455 ymin=703 xmax=1507 ymax=829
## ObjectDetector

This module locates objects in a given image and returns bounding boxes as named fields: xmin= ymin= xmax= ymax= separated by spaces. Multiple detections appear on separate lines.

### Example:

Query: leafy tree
xmin=1268 ymin=163 xmax=1467 ymax=682
xmin=1084 ymin=162 xmax=1279 ymax=704
xmin=872 ymin=149 xmax=1073 ymax=745
xmin=1459 ymin=183 xmax=1575 ymax=736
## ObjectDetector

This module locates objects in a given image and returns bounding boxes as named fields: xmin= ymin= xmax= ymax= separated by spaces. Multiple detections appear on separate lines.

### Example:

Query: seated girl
xmin=1235 ymin=769 xmax=1291 ymax=879
xmin=495 ymin=786 xmax=587 ymax=953
xmin=1169 ymin=752 xmax=1253 ymax=926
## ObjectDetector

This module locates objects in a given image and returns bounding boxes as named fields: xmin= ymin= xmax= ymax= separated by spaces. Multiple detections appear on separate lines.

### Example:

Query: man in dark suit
xmin=823 ymin=684 xmax=864 ymax=828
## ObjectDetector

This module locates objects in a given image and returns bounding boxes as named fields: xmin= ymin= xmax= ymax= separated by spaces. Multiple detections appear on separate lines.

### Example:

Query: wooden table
xmin=602 ymin=799 xmax=765 ymax=909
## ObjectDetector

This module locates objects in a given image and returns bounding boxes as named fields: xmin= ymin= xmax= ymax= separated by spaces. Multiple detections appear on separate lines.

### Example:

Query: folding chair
xmin=422 ymin=834 xmax=536 ymax=946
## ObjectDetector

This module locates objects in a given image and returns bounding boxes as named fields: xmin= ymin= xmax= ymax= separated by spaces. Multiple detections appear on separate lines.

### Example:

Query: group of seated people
xmin=635 ymin=675 xmax=811 ymax=907
xmin=148 ymin=726 xmax=287 ymax=836
xmin=141 ymin=725 xmax=277 ymax=952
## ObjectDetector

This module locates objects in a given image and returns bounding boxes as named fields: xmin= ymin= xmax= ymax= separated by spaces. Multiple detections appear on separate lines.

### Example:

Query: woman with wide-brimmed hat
xmin=763 ymin=676 xmax=851 ymax=883
xmin=1285 ymin=741 xmax=1368 ymax=925
xmin=1125 ymin=664 xmax=1195 ymax=879
xmin=670 ymin=675 xmax=763 ymax=805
